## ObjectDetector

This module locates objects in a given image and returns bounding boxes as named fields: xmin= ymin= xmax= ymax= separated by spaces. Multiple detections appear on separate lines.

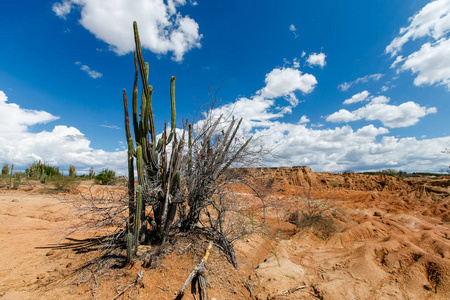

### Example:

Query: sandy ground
xmin=0 ymin=169 xmax=449 ymax=299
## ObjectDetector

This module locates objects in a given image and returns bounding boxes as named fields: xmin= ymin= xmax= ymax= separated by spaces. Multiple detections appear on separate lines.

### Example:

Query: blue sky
xmin=1 ymin=0 xmax=449 ymax=175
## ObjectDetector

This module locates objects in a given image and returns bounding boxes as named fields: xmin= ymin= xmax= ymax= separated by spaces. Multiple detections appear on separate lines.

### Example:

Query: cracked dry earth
xmin=0 ymin=167 xmax=449 ymax=300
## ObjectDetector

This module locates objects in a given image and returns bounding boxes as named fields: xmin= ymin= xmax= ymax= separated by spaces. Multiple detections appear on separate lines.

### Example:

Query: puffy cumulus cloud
xmin=251 ymin=121 xmax=450 ymax=173
xmin=195 ymin=64 xmax=319 ymax=143
xmin=401 ymin=38 xmax=450 ymax=89
xmin=343 ymin=90 xmax=370 ymax=105
xmin=0 ymin=91 xmax=127 ymax=174
xmin=306 ymin=52 xmax=326 ymax=68
xmin=338 ymin=74 xmax=383 ymax=91
xmin=198 ymin=64 xmax=448 ymax=172
xmin=325 ymin=109 xmax=359 ymax=123
xmin=387 ymin=0 xmax=450 ymax=89
xmin=258 ymin=67 xmax=317 ymax=106
xmin=204 ymin=96 xmax=283 ymax=133
xmin=52 ymin=0 xmax=201 ymax=61
xmin=52 ymin=0 xmax=72 ymax=18
xmin=327 ymin=95 xmax=437 ymax=128
xmin=0 ymin=91 xmax=60 ymax=134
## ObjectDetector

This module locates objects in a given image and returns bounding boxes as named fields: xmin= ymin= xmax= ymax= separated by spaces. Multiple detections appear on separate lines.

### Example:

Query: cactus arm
xmin=136 ymin=146 xmax=144 ymax=188
xmin=135 ymin=185 xmax=143 ymax=248
xmin=132 ymin=52 xmax=140 ymax=143
xmin=167 ymin=76 xmax=176 ymax=143
xmin=127 ymin=137 xmax=135 ymax=226
xmin=133 ymin=21 xmax=156 ymax=143
xmin=126 ymin=232 xmax=134 ymax=262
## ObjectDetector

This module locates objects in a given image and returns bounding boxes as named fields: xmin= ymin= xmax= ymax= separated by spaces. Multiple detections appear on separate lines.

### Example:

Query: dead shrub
xmin=287 ymin=198 xmax=341 ymax=239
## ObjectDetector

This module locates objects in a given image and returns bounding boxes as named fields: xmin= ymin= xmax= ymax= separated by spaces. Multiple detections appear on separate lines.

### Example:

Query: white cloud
xmin=387 ymin=0 xmax=450 ymax=89
xmin=343 ymin=90 xmax=370 ymax=104
xmin=325 ymin=109 xmax=359 ymax=123
xmin=293 ymin=58 xmax=300 ymax=69
xmin=250 ymin=120 xmax=450 ymax=172
xmin=75 ymin=62 xmax=103 ymax=79
xmin=400 ymin=38 xmax=450 ymax=89
xmin=299 ymin=115 xmax=310 ymax=124
xmin=198 ymin=63 xmax=448 ymax=172
xmin=289 ymin=24 xmax=298 ymax=38
xmin=52 ymin=0 xmax=72 ymax=19
xmin=386 ymin=0 xmax=450 ymax=56
xmin=52 ymin=0 xmax=202 ymax=62
xmin=101 ymin=124 xmax=121 ymax=129
xmin=327 ymin=96 xmax=436 ymax=128
xmin=0 ymin=91 xmax=60 ymax=134
xmin=0 ymin=91 xmax=127 ymax=174
xmin=258 ymin=67 xmax=317 ymax=106
xmin=338 ymin=73 xmax=383 ymax=91
xmin=390 ymin=55 xmax=405 ymax=69
xmin=306 ymin=52 xmax=326 ymax=68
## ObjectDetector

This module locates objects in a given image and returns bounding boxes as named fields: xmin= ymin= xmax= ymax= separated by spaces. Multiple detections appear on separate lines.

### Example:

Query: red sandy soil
xmin=1 ymin=167 xmax=449 ymax=300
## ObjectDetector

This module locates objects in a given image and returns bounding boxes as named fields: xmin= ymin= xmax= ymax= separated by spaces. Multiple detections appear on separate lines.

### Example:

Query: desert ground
xmin=1 ymin=166 xmax=449 ymax=299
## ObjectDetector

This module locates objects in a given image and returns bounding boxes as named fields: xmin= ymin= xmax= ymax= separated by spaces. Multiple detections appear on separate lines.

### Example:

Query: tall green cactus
xmin=123 ymin=21 xmax=185 ymax=247
xmin=123 ymin=22 xmax=251 ymax=259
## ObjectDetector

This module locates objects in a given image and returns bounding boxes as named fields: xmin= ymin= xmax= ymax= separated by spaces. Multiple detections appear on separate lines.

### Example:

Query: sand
xmin=0 ymin=168 xmax=449 ymax=299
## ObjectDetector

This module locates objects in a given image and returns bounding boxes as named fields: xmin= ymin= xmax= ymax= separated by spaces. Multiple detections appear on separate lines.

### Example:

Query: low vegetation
xmin=288 ymin=197 xmax=342 ymax=239
xmin=49 ymin=175 xmax=80 ymax=193
xmin=94 ymin=168 xmax=116 ymax=185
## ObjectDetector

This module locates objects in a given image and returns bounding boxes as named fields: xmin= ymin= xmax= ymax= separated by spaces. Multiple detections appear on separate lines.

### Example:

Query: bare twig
xmin=111 ymin=271 xmax=144 ymax=300
xmin=242 ymin=279 xmax=255 ymax=300
xmin=278 ymin=285 xmax=307 ymax=296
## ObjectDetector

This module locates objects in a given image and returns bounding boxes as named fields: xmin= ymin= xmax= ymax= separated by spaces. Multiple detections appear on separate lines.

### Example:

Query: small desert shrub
xmin=288 ymin=198 xmax=341 ymax=239
xmin=95 ymin=168 xmax=115 ymax=185
xmin=49 ymin=175 xmax=80 ymax=192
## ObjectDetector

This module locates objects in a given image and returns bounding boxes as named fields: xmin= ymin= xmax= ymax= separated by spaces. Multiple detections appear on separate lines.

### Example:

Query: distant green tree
xmin=1 ymin=164 xmax=9 ymax=176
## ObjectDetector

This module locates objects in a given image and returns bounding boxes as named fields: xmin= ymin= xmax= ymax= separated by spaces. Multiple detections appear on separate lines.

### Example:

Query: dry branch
xmin=175 ymin=242 xmax=213 ymax=300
